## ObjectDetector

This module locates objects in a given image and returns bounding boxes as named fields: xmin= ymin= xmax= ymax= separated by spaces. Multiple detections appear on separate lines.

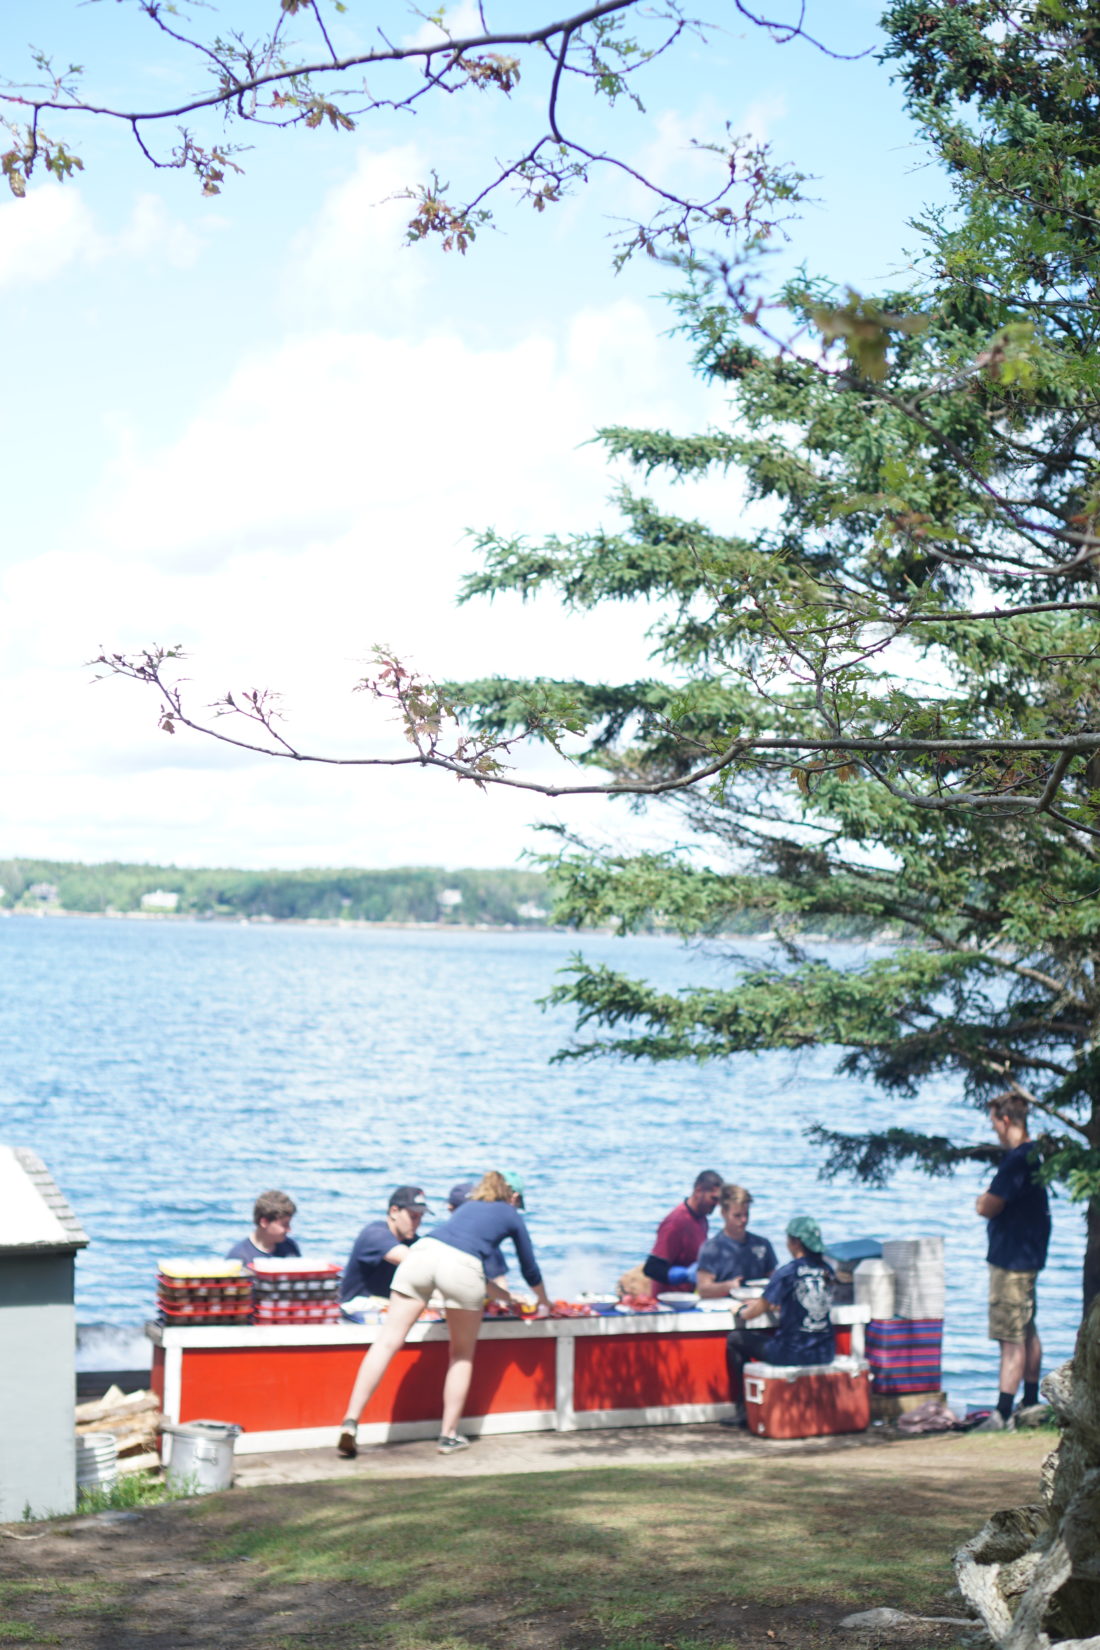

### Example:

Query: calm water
xmin=0 ymin=915 xmax=1084 ymax=1409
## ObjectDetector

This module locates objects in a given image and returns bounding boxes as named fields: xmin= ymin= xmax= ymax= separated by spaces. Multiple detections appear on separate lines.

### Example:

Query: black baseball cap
xmin=448 ymin=1180 xmax=478 ymax=1208
xmin=389 ymin=1185 xmax=432 ymax=1213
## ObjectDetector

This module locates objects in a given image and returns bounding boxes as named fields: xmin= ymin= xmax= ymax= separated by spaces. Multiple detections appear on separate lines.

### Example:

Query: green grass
xmin=0 ymin=1439 xmax=1048 ymax=1650
xmin=75 ymin=1469 xmax=189 ymax=1514
xmin=191 ymin=1454 xmax=1008 ymax=1646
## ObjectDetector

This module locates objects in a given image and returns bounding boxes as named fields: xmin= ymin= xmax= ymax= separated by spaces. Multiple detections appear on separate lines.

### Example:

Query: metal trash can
xmin=75 ymin=1432 xmax=119 ymax=1497
xmin=161 ymin=1419 xmax=241 ymax=1494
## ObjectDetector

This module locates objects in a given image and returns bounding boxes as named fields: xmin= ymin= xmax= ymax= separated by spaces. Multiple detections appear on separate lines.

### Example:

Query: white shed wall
xmin=0 ymin=1255 xmax=77 ymax=1519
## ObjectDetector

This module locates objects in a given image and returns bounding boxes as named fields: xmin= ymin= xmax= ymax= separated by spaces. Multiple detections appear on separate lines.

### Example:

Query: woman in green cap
xmin=723 ymin=1214 xmax=835 ymax=1425
xmin=336 ymin=1169 xmax=551 ymax=1459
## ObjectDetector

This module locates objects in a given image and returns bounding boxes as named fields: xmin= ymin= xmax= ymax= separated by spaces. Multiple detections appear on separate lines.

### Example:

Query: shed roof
xmin=0 ymin=1147 xmax=88 ymax=1253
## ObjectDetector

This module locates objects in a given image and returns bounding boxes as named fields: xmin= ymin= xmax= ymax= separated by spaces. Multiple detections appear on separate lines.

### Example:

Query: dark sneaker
xmin=337 ymin=1423 xmax=358 ymax=1458
xmin=436 ymin=1433 xmax=470 ymax=1454
xmin=718 ymin=1404 xmax=747 ymax=1429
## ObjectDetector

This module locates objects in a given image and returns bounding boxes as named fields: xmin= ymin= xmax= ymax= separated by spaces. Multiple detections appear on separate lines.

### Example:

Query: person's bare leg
xmin=439 ymin=1308 xmax=483 ymax=1437
xmin=998 ymin=1338 xmax=1026 ymax=1400
xmin=338 ymin=1293 xmax=424 ymax=1453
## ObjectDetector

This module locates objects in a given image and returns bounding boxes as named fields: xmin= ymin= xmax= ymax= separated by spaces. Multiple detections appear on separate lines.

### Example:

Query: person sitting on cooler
xmin=695 ymin=1184 xmax=778 ymax=1299
xmin=225 ymin=1189 xmax=301 ymax=1263
xmin=722 ymin=1214 xmax=835 ymax=1427
xmin=642 ymin=1169 xmax=724 ymax=1294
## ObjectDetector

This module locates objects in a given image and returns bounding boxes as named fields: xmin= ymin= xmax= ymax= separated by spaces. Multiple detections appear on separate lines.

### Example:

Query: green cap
xmin=787 ymin=1214 xmax=824 ymax=1253
xmin=502 ymin=1169 xmax=526 ymax=1207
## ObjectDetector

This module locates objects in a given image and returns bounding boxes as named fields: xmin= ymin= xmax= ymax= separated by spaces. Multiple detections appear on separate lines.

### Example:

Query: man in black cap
xmin=339 ymin=1185 xmax=431 ymax=1309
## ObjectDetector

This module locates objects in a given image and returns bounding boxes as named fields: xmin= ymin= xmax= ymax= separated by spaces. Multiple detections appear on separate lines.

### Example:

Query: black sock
xmin=1023 ymin=1381 xmax=1040 ymax=1408
xmin=997 ymin=1391 xmax=1014 ymax=1420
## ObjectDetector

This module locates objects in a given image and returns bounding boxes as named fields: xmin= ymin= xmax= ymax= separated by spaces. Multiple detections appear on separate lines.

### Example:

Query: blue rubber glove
xmin=667 ymin=1264 xmax=698 ymax=1286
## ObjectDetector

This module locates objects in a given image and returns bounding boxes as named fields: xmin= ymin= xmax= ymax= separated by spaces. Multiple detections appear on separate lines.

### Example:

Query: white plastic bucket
xmin=882 ymin=1237 xmax=945 ymax=1320
xmin=853 ymin=1258 xmax=896 ymax=1319
xmin=162 ymin=1420 xmax=241 ymax=1494
xmin=76 ymin=1433 xmax=119 ymax=1495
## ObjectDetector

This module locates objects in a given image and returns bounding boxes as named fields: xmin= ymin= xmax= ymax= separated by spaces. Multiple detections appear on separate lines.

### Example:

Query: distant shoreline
xmin=1 ymin=909 xmax=901 ymax=943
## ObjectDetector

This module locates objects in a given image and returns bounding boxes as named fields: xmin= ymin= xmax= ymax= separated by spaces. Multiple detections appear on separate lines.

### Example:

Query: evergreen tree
xmin=449 ymin=2 xmax=1100 ymax=1306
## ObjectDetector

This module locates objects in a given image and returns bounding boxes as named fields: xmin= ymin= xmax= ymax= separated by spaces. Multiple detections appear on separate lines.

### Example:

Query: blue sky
xmin=0 ymin=2 xmax=947 ymax=870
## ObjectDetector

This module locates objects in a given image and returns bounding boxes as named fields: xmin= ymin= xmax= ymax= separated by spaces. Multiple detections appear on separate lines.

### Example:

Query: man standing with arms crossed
xmin=976 ymin=1095 xmax=1051 ymax=1428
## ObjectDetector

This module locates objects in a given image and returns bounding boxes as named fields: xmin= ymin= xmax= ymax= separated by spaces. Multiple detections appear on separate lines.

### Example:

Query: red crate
xmin=743 ymin=1360 xmax=870 ymax=1439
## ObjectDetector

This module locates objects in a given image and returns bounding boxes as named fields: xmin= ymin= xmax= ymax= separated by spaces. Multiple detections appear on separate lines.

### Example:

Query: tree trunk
xmin=955 ymin=1297 xmax=1100 ymax=1648
xmin=1084 ymin=1196 xmax=1100 ymax=1316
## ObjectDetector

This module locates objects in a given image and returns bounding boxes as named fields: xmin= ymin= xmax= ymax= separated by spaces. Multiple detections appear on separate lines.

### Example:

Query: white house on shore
xmin=140 ymin=890 xmax=180 ymax=912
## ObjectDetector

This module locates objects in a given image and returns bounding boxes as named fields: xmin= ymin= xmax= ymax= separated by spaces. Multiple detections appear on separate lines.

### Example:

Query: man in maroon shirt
xmin=643 ymin=1170 xmax=724 ymax=1294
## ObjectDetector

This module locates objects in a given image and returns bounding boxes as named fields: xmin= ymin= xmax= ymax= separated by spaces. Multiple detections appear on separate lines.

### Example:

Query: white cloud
xmin=282 ymin=144 xmax=429 ymax=322
xmin=3 ymin=292 xmax=736 ymax=867
xmin=0 ymin=187 xmax=96 ymax=286
xmin=0 ymin=185 xmax=208 ymax=289
xmin=403 ymin=3 xmax=486 ymax=49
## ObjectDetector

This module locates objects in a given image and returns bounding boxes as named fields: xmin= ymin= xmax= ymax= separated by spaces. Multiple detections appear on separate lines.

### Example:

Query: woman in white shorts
xmin=337 ymin=1170 xmax=551 ymax=1457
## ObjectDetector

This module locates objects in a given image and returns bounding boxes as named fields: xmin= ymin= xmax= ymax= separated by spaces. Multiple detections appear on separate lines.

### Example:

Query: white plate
xmin=657 ymin=1292 xmax=700 ymax=1308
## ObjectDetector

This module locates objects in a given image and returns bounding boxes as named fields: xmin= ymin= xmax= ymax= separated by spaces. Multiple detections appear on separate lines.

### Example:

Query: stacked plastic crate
xmin=156 ymin=1259 xmax=253 ymax=1326
xmin=249 ymin=1256 xmax=342 ymax=1323
xmin=859 ymin=1237 xmax=945 ymax=1406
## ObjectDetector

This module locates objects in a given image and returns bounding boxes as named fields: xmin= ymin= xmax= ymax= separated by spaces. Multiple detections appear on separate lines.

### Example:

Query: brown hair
xmin=720 ymin=1183 xmax=752 ymax=1213
xmin=693 ymin=1169 xmax=724 ymax=1194
xmin=470 ymin=1170 xmax=514 ymax=1204
xmin=989 ymin=1094 xmax=1029 ymax=1128
xmin=254 ymin=1189 xmax=296 ymax=1224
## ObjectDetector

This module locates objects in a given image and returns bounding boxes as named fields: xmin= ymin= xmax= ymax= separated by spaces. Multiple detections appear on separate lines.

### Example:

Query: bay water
xmin=0 ymin=914 xmax=1083 ymax=1410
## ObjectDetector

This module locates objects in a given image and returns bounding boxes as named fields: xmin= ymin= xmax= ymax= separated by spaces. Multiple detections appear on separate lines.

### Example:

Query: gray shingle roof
xmin=0 ymin=1146 xmax=89 ymax=1252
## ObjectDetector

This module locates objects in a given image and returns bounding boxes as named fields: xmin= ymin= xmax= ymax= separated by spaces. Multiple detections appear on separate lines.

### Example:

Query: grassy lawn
xmin=0 ymin=1436 xmax=1047 ymax=1650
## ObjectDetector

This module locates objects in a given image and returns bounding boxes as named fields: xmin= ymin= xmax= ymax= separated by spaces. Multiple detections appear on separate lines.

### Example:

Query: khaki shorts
xmin=988 ymin=1266 xmax=1038 ymax=1342
xmin=391 ymin=1237 xmax=486 ymax=1311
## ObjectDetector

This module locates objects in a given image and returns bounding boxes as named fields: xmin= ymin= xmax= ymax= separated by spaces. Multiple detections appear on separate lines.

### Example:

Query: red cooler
xmin=743 ymin=1359 xmax=870 ymax=1440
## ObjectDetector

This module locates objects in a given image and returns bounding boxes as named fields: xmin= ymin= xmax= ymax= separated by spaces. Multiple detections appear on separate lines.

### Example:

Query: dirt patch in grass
xmin=0 ymin=1434 xmax=1048 ymax=1650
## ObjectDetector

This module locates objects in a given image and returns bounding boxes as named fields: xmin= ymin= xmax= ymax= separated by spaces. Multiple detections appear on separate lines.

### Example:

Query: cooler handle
xmin=744 ymin=1376 xmax=764 ymax=1404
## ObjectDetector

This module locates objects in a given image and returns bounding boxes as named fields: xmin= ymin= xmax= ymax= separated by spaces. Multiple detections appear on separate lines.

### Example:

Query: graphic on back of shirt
xmin=793 ymin=1266 xmax=832 ymax=1335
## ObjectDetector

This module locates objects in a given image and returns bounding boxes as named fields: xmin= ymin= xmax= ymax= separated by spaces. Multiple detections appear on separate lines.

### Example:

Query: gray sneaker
xmin=973 ymin=1410 xmax=1006 ymax=1432
xmin=436 ymin=1433 xmax=470 ymax=1454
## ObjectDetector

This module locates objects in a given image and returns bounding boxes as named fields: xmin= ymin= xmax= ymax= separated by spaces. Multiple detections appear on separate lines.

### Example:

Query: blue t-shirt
xmin=761 ymin=1256 xmax=835 ymax=1365
xmin=340 ymin=1219 xmax=415 ymax=1301
xmin=987 ymin=1142 xmax=1051 ymax=1272
xmin=428 ymin=1201 xmax=542 ymax=1289
xmin=225 ymin=1236 xmax=301 ymax=1263
xmin=697 ymin=1229 xmax=778 ymax=1283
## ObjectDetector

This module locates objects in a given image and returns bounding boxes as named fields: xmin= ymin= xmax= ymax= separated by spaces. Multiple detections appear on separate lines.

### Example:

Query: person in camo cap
xmin=720 ymin=1214 xmax=836 ymax=1428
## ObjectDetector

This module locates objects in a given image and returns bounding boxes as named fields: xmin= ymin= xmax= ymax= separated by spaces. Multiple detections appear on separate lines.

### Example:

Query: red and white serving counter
xmin=148 ymin=1305 xmax=868 ymax=1454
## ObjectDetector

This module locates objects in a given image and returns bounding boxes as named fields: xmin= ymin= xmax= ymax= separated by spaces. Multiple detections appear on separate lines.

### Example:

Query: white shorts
xmin=391 ymin=1237 xmax=486 ymax=1311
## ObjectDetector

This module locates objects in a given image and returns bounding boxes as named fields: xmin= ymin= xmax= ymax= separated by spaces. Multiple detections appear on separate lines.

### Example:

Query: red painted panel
xmin=178 ymin=1337 xmax=556 ymax=1431
xmin=574 ymin=1331 xmax=729 ymax=1411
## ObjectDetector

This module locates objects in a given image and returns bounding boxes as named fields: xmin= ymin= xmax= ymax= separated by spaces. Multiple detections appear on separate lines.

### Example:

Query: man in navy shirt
xmin=696 ymin=1184 xmax=778 ymax=1298
xmin=976 ymin=1095 xmax=1051 ymax=1427
xmin=339 ymin=1185 xmax=431 ymax=1308
xmin=226 ymin=1189 xmax=301 ymax=1263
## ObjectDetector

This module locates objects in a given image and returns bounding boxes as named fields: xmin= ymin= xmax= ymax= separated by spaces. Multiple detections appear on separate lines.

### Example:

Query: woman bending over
xmin=337 ymin=1169 xmax=550 ymax=1457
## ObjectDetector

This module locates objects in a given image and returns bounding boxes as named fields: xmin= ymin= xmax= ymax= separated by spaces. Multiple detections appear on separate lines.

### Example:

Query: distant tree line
xmin=0 ymin=857 xmax=893 ymax=937
xmin=0 ymin=859 xmax=553 ymax=927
